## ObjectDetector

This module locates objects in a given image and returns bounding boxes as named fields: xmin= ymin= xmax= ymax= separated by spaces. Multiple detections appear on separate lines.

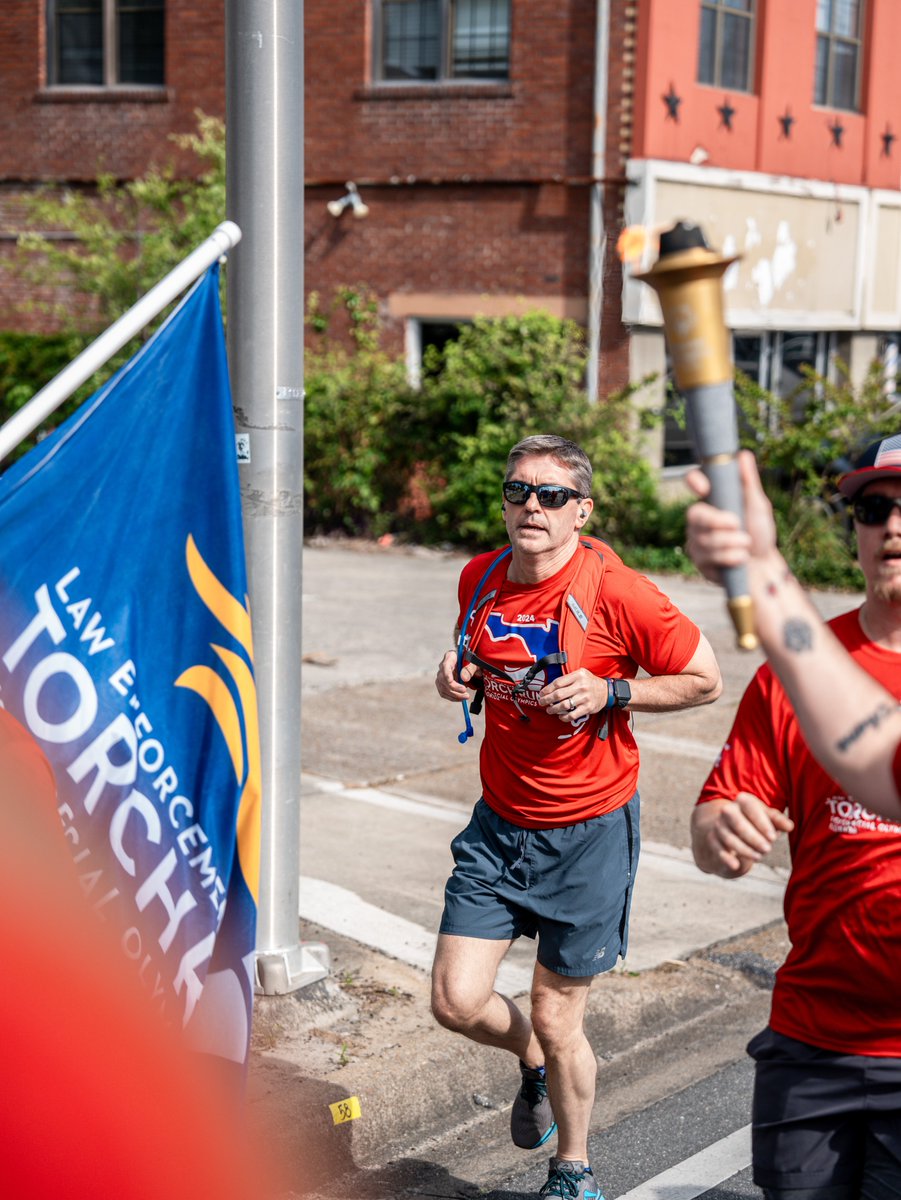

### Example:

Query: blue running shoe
xmin=538 ymin=1157 xmax=604 ymax=1199
xmin=511 ymin=1061 xmax=557 ymax=1149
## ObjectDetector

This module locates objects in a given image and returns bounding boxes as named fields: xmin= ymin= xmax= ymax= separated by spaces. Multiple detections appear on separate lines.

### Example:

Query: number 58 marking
xmin=329 ymin=1096 xmax=362 ymax=1125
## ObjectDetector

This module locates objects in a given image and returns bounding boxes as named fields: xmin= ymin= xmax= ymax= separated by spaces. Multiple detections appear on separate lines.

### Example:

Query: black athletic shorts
xmin=748 ymin=1026 xmax=901 ymax=1197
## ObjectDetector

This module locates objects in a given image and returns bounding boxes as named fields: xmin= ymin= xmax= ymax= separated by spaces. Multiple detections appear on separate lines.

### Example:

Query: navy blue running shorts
xmin=438 ymin=794 xmax=640 ymax=978
xmin=748 ymin=1026 xmax=901 ymax=1197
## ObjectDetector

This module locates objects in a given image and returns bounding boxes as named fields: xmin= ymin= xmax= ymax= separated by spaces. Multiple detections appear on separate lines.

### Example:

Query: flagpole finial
xmin=212 ymin=221 xmax=243 ymax=260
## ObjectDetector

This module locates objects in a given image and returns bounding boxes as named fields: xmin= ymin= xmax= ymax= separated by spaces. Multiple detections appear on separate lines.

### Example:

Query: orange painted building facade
xmin=627 ymin=0 xmax=901 ymax=463
xmin=633 ymin=0 xmax=901 ymax=188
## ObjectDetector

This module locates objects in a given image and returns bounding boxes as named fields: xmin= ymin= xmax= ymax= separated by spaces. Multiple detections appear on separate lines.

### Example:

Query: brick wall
xmin=0 ymin=0 xmax=638 ymax=413
xmin=0 ymin=0 xmax=225 ymax=185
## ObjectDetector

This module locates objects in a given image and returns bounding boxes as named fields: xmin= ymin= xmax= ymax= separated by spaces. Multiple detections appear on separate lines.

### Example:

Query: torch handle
xmin=631 ymin=221 xmax=757 ymax=649
xmin=704 ymin=456 xmax=752 ymax=607
xmin=683 ymin=383 xmax=759 ymax=651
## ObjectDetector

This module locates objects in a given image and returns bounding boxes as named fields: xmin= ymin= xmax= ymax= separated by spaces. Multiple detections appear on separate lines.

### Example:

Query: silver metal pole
xmin=0 ymin=222 xmax=242 ymax=463
xmin=587 ymin=0 xmax=610 ymax=405
xmin=226 ymin=0 xmax=328 ymax=993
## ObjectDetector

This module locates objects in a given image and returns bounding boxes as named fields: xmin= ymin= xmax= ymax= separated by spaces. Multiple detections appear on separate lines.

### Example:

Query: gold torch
xmin=635 ymin=221 xmax=758 ymax=650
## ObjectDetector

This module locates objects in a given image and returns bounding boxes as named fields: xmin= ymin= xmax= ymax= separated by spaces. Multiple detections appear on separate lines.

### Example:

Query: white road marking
xmin=616 ymin=1124 xmax=751 ymax=1199
xmin=298 ymin=779 xmax=785 ymax=988
xmin=301 ymin=774 xmax=787 ymax=897
xmin=635 ymin=730 xmax=721 ymax=763
xmin=297 ymin=875 xmax=534 ymax=996
xmin=639 ymin=839 xmax=786 ymax=896
xmin=301 ymin=775 xmax=467 ymax=825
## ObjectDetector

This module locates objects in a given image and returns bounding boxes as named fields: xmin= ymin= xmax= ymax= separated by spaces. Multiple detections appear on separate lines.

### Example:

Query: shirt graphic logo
xmin=482 ymin=615 xmax=563 ymax=707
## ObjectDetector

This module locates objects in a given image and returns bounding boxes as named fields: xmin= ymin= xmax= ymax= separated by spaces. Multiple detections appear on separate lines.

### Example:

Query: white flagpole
xmin=0 ymin=221 xmax=242 ymax=464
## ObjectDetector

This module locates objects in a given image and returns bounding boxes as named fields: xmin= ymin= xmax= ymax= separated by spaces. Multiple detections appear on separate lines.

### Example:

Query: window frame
xmin=697 ymin=0 xmax=756 ymax=93
xmin=47 ymin=0 xmax=165 ymax=89
xmin=814 ymin=0 xmax=864 ymax=112
xmin=405 ymin=316 xmax=471 ymax=387
xmin=663 ymin=329 xmax=837 ymax=467
xmin=372 ymin=0 xmax=511 ymax=86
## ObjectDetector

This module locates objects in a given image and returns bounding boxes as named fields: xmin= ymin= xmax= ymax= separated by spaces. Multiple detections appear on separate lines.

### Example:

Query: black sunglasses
xmin=503 ymin=481 xmax=583 ymax=509
xmin=852 ymin=494 xmax=901 ymax=526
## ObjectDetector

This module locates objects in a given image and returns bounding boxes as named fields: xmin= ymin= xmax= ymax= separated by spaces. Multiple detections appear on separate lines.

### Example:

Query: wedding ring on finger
xmin=568 ymin=698 xmax=576 ymax=712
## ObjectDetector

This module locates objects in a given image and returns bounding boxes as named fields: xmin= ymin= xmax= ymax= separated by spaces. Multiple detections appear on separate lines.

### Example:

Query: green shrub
xmin=304 ymin=348 xmax=423 ymax=537
xmin=735 ymin=359 xmax=901 ymax=496
xmin=0 ymin=330 xmax=96 ymax=465
xmin=2 ymin=113 xmax=227 ymax=467
xmin=417 ymin=312 xmax=663 ymax=550
xmin=733 ymin=359 xmax=896 ymax=590
xmin=15 ymin=113 xmax=226 ymax=333
xmin=303 ymin=288 xmax=428 ymax=537
xmin=772 ymin=491 xmax=864 ymax=591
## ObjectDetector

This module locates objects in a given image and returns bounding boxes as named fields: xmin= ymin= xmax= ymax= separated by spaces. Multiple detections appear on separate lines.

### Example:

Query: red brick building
xmin=2 ymin=1 xmax=901 ymax=465
xmin=0 ymin=1 xmax=635 ymax=404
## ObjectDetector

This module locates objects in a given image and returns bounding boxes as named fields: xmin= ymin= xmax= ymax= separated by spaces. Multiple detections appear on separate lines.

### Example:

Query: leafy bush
xmin=772 ymin=491 xmax=864 ymax=591
xmin=15 ymin=113 xmax=226 ymax=333
xmin=0 ymin=330 xmax=95 ymax=466
xmin=2 ymin=113 xmax=227 ymax=466
xmin=301 ymin=301 xmax=668 ymax=551
xmin=416 ymin=313 xmax=663 ymax=549
xmin=303 ymin=289 xmax=427 ymax=537
xmin=735 ymin=359 xmax=901 ymax=494
xmin=733 ymin=359 xmax=898 ymax=589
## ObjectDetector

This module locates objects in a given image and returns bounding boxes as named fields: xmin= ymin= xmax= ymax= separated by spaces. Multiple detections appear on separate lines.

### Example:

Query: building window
xmin=663 ymin=330 xmax=835 ymax=466
xmin=814 ymin=0 xmax=863 ymax=110
xmin=48 ymin=0 xmax=165 ymax=87
xmin=376 ymin=0 xmax=510 ymax=83
xmin=405 ymin=318 xmax=469 ymax=386
xmin=697 ymin=0 xmax=755 ymax=92
xmin=879 ymin=334 xmax=900 ymax=397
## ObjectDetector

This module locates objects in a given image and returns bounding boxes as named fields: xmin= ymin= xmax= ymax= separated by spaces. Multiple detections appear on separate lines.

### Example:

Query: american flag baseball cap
xmin=838 ymin=432 xmax=901 ymax=498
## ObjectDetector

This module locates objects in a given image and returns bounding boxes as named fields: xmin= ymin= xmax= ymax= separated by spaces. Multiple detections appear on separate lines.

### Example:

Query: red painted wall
xmin=633 ymin=0 xmax=901 ymax=188
xmin=862 ymin=0 xmax=901 ymax=188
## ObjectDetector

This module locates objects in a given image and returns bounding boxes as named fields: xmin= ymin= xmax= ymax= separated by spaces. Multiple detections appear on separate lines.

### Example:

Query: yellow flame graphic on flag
xmin=175 ymin=535 xmax=261 ymax=905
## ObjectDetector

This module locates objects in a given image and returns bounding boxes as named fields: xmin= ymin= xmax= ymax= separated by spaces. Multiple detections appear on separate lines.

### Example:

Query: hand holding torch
xmin=635 ymin=221 xmax=758 ymax=650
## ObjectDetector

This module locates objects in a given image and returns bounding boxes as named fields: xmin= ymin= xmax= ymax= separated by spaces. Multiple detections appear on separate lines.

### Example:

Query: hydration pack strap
xmin=464 ymin=648 xmax=568 ymax=715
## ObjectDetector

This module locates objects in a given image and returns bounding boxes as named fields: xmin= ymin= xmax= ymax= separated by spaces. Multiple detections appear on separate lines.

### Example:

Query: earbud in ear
xmin=502 ymin=503 xmax=506 ymax=512
xmin=578 ymin=509 xmax=586 ymax=518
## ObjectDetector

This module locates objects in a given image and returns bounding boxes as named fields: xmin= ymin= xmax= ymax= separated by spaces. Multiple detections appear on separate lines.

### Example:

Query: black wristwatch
xmin=607 ymin=678 xmax=631 ymax=709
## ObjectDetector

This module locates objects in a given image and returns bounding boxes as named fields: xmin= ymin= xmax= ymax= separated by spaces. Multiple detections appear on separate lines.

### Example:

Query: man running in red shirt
xmin=691 ymin=438 xmax=901 ymax=1198
xmin=433 ymin=434 xmax=722 ymax=1200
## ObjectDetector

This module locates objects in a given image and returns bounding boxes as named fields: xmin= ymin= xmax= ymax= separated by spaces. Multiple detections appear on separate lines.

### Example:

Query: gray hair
xmin=505 ymin=435 xmax=593 ymax=498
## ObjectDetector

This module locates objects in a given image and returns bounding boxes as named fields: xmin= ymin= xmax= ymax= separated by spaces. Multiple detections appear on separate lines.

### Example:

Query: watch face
xmin=613 ymin=679 xmax=631 ymax=708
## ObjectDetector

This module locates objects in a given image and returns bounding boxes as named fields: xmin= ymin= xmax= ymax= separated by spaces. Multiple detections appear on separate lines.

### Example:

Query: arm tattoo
xmin=835 ymin=702 xmax=900 ymax=753
xmin=782 ymin=618 xmax=814 ymax=653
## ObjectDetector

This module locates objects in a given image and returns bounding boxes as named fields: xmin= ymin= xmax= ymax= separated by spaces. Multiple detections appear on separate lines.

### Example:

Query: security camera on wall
xmin=327 ymin=182 xmax=369 ymax=219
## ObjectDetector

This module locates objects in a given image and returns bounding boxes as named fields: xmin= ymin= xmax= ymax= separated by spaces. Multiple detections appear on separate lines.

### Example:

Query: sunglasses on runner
xmin=503 ymin=481 xmax=583 ymax=508
xmin=852 ymin=494 xmax=901 ymax=525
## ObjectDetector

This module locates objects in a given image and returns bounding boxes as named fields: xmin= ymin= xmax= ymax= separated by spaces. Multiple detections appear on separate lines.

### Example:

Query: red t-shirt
xmin=458 ymin=544 xmax=700 ymax=828
xmin=698 ymin=609 xmax=901 ymax=1057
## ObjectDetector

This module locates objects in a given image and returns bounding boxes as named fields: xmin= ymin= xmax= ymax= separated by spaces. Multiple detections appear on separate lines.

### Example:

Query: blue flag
xmin=0 ymin=268 xmax=260 ymax=1064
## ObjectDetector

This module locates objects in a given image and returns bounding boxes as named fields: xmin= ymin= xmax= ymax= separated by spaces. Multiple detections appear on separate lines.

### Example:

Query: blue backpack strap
xmin=455 ymin=547 xmax=512 ymax=744
xmin=456 ymin=539 xmax=609 ymax=744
